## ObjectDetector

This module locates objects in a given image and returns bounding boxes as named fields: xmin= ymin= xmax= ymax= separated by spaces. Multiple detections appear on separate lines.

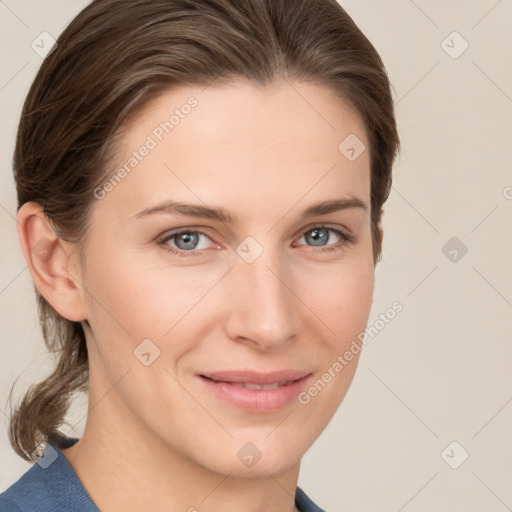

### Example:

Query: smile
xmin=198 ymin=371 xmax=312 ymax=412
xmin=224 ymin=380 xmax=294 ymax=390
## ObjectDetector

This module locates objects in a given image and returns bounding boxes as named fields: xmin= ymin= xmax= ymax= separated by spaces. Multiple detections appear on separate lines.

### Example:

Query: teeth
xmin=228 ymin=380 xmax=291 ymax=390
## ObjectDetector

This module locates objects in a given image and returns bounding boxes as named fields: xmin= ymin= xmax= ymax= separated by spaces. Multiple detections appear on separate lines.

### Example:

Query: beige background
xmin=1 ymin=1 xmax=511 ymax=510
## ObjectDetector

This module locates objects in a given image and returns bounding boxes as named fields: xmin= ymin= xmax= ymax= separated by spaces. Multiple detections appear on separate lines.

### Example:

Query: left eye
xmin=296 ymin=226 xmax=347 ymax=248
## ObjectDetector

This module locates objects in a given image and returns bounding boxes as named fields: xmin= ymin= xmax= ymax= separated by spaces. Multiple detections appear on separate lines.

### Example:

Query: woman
xmin=0 ymin=0 xmax=399 ymax=510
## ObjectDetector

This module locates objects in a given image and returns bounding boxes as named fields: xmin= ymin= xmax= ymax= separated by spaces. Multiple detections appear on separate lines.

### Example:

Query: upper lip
xmin=200 ymin=370 xmax=311 ymax=384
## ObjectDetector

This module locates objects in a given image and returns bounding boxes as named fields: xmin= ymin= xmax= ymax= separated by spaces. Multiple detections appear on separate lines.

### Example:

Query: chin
xmin=225 ymin=456 xmax=301 ymax=479
xmin=189 ymin=437 xmax=303 ymax=479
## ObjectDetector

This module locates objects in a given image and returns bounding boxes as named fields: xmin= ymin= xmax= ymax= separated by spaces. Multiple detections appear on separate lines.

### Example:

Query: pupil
xmin=308 ymin=228 xmax=328 ymax=247
xmin=176 ymin=232 xmax=198 ymax=250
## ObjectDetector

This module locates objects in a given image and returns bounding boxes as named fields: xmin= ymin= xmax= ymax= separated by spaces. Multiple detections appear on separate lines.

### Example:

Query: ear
xmin=16 ymin=201 xmax=87 ymax=322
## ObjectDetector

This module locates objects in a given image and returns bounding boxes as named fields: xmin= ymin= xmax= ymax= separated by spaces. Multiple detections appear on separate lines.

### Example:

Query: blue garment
xmin=0 ymin=435 xmax=326 ymax=511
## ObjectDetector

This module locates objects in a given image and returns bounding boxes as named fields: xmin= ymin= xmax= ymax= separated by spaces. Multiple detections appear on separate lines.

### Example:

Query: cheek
xmin=296 ymin=261 xmax=374 ymax=430
xmin=83 ymin=248 xmax=195 ymax=335
xmin=81 ymin=247 xmax=224 ymax=377
xmin=300 ymin=257 xmax=375 ymax=343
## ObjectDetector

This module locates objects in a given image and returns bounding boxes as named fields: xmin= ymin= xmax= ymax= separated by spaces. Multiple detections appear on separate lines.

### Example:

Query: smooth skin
xmin=17 ymin=79 xmax=378 ymax=512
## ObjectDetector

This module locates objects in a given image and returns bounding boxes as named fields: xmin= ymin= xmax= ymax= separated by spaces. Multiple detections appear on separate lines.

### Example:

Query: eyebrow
xmin=132 ymin=196 xmax=367 ymax=223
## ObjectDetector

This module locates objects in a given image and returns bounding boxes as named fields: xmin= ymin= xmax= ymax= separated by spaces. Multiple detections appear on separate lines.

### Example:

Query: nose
xmin=224 ymin=251 xmax=300 ymax=351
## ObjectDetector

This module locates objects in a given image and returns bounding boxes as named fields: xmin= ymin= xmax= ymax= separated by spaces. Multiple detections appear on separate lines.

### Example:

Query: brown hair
xmin=8 ymin=0 xmax=399 ymax=461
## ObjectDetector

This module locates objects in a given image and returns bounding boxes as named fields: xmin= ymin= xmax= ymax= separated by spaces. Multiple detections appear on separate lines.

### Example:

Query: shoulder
xmin=295 ymin=486 xmax=328 ymax=512
xmin=0 ymin=436 xmax=98 ymax=512
xmin=0 ymin=461 xmax=52 ymax=512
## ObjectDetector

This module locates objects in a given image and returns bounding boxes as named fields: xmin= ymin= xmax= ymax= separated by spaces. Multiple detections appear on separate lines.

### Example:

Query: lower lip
xmin=198 ymin=375 xmax=311 ymax=412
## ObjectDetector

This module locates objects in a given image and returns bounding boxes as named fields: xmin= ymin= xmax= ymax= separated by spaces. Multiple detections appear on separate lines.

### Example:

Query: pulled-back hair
xmin=8 ymin=0 xmax=399 ymax=461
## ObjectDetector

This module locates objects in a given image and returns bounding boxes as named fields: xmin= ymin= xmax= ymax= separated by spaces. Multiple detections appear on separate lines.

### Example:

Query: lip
xmin=198 ymin=370 xmax=312 ymax=412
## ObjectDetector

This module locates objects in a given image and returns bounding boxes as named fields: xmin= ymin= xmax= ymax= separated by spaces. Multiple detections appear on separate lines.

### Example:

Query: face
xmin=76 ymin=79 xmax=374 ymax=477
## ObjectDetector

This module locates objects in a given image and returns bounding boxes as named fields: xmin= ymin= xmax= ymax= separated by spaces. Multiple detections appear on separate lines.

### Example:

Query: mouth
xmin=197 ymin=370 xmax=312 ymax=412
xmin=200 ymin=376 xmax=299 ymax=390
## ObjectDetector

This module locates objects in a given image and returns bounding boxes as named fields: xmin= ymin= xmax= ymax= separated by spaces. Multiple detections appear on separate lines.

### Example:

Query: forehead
xmin=97 ymin=80 xmax=370 ymax=220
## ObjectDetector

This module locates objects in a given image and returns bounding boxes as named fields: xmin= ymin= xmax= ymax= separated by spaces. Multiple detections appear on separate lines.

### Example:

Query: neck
xmin=62 ymin=394 xmax=302 ymax=512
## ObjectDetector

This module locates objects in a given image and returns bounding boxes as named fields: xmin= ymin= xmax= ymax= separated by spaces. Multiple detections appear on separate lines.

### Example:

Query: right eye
xmin=157 ymin=229 xmax=219 ymax=257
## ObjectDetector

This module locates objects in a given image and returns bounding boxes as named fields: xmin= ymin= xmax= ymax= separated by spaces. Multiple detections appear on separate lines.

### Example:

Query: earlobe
xmin=16 ymin=201 xmax=87 ymax=322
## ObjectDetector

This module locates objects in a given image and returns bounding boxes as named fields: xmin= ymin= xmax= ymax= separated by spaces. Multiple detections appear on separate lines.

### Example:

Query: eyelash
xmin=157 ymin=224 xmax=356 ymax=258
